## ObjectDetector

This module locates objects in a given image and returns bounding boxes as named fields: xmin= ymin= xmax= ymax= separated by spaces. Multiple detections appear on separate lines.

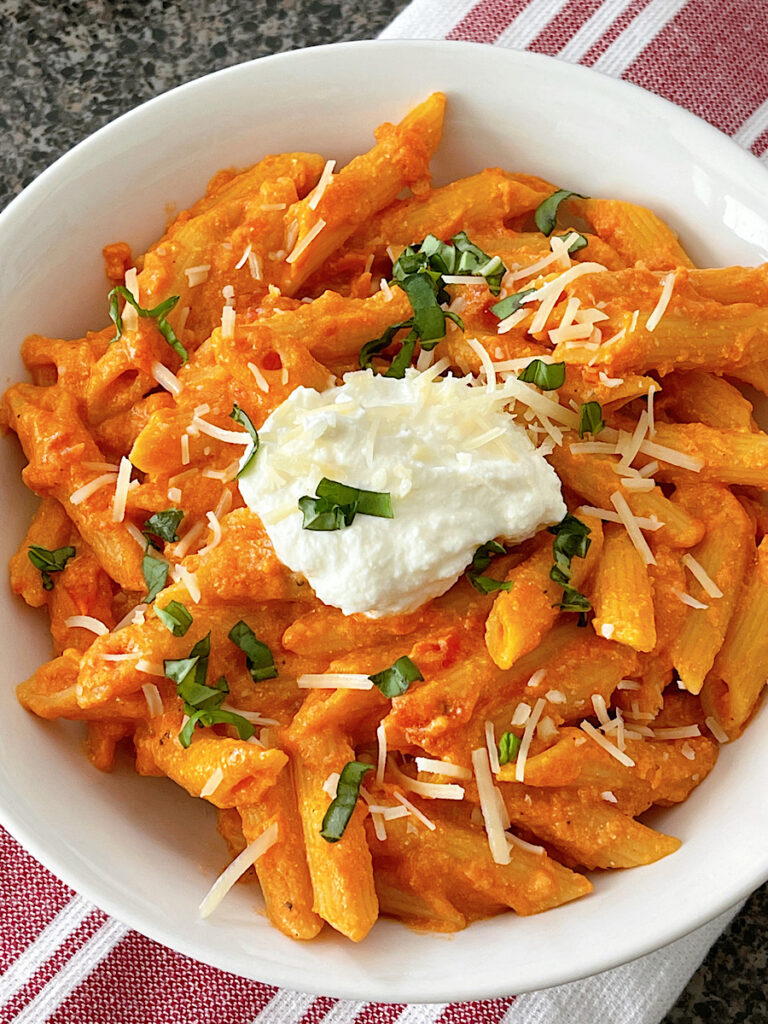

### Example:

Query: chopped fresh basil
xmin=518 ymin=359 xmax=566 ymax=391
xmin=466 ymin=540 xmax=513 ymax=594
xmin=578 ymin=401 xmax=605 ymax=438
xmin=316 ymin=479 xmax=393 ymax=519
xmin=107 ymin=285 xmax=187 ymax=363
xmin=155 ymin=599 xmax=193 ymax=637
xmin=320 ymin=761 xmax=373 ymax=842
xmin=498 ymin=731 xmax=521 ymax=766
xmin=534 ymin=190 xmax=587 ymax=237
xmin=298 ymin=494 xmax=357 ymax=531
xmin=142 ymin=548 xmax=168 ymax=603
xmin=165 ymin=633 xmax=255 ymax=747
xmin=548 ymin=514 xmax=592 ymax=624
xmin=143 ymin=508 xmax=184 ymax=546
xmin=490 ymin=288 xmax=534 ymax=321
xmin=369 ymin=655 xmax=423 ymax=698
xmin=554 ymin=231 xmax=588 ymax=253
xmin=27 ymin=544 xmax=76 ymax=591
xmin=359 ymin=231 xmax=503 ymax=376
xmin=230 ymin=404 xmax=259 ymax=476
xmin=299 ymin=478 xmax=393 ymax=531
xmin=164 ymin=632 xmax=210 ymax=690
xmin=228 ymin=620 xmax=278 ymax=682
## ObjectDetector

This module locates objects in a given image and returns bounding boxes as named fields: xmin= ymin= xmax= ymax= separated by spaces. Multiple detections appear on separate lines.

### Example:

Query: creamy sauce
xmin=239 ymin=369 xmax=565 ymax=617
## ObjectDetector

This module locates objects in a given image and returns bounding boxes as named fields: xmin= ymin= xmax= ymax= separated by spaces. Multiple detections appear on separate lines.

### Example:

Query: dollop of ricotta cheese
xmin=238 ymin=369 xmax=565 ymax=617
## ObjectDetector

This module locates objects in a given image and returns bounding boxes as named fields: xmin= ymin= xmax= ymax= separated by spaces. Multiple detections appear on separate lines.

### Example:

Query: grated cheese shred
xmin=198 ymin=823 xmax=279 ymax=918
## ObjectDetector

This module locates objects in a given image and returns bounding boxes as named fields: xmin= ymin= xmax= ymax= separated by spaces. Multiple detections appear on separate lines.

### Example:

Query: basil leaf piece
xmin=164 ymin=634 xmax=211 ymax=691
xmin=554 ymin=231 xmax=588 ymax=253
xmin=298 ymin=495 xmax=358 ymax=531
xmin=451 ymin=231 xmax=507 ymax=295
xmin=547 ymin=514 xmax=593 ymax=621
xmin=144 ymin=508 xmax=184 ymax=544
xmin=155 ymin=600 xmax=193 ymax=637
xmin=359 ymin=232 xmax=498 ymax=375
xmin=27 ymin=544 xmax=76 ymax=591
xmin=316 ymin=479 xmax=393 ymax=519
xmin=230 ymin=404 xmax=259 ymax=476
xmin=369 ymin=655 xmax=423 ymax=698
xmin=534 ymin=190 xmax=587 ymax=237
xmin=142 ymin=548 xmax=168 ymax=603
xmin=490 ymin=288 xmax=534 ymax=321
xmin=358 ymin=319 xmax=415 ymax=372
xmin=498 ymin=732 xmax=521 ymax=766
xmin=466 ymin=540 xmax=514 ymax=594
xmin=179 ymin=710 xmax=205 ymax=748
xmin=176 ymin=675 xmax=255 ymax=748
xmin=518 ymin=359 xmax=566 ymax=391
xmin=320 ymin=761 xmax=373 ymax=842
xmin=228 ymin=620 xmax=278 ymax=682
xmin=107 ymin=285 xmax=187 ymax=363
xmin=578 ymin=401 xmax=605 ymax=438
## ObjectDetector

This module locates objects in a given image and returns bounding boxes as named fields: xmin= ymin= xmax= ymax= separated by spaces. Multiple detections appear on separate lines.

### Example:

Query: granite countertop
xmin=1 ymin=1 xmax=766 ymax=1020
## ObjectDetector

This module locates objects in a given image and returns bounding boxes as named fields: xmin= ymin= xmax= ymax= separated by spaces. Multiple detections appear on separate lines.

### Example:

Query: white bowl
xmin=1 ymin=40 xmax=767 ymax=1004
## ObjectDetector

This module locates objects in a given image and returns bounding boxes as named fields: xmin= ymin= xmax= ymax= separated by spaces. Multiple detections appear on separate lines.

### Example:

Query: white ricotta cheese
xmin=238 ymin=369 xmax=565 ymax=617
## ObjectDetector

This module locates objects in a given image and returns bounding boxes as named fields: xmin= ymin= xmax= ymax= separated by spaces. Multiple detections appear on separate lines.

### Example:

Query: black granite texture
xmin=0 ymin=1 xmax=766 ymax=1021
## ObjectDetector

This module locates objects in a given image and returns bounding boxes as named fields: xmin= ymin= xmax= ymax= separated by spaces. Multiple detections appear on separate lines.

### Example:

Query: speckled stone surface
xmin=0 ymin=1 xmax=766 ymax=1020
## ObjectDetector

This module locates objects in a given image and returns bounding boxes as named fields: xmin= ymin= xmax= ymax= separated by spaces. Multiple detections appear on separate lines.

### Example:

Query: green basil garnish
xmin=359 ymin=231 xmax=506 ymax=377
xmin=143 ymin=508 xmax=184 ymax=548
xmin=298 ymin=478 xmax=393 ymax=532
xmin=554 ymin=231 xmax=588 ymax=252
xmin=548 ymin=514 xmax=592 ymax=625
xmin=534 ymin=190 xmax=587 ymax=237
xmin=498 ymin=732 xmax=521 ymax=766
xmin=518 ymin=359 xmax=566 ymax=391
xmin=369 ymin=655 xmax=423 ymax=698
xmin=320 ymin=761 xmax=373 ymax=842
xmin=108 ymin=286 xmax=187 ymax=363
xmin=490 ymin=288 xmax=534 ymax=321
xmin=230 ymin=404 xmax=259 ymax=476
xmin=27 ymin=544 xmax=76 ymax=591
xmin=228 ymin=620 xmax=278 ymax=682
xmin=142 ymin=548 xmax=168 ymax=603
xmin=578 ymin=401 xmax=605 ymax=438
xmin=466 ymin=540 xmax=514 ymax=594
xmin=165 ymin=633 xmax=255 ymax=748
xmin=155 ymin=600 xmax=193 ymax=637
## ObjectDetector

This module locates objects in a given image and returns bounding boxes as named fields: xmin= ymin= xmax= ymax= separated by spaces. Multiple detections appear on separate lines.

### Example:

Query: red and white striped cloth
xmin=2 ymin=2 xmax=766 ymax=1022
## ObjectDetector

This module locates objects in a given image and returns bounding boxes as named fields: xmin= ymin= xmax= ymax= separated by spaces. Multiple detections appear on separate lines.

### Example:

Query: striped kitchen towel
xmin=2 ymin=1 xmax=766 ymax=1021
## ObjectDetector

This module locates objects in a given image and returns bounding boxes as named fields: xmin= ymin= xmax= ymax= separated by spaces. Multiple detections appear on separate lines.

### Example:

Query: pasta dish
xmin=4 ymin=93 xmax=767 ymax=942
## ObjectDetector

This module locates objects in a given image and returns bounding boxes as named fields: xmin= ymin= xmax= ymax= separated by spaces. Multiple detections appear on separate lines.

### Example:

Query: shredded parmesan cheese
xmin=63 ymin=614 xmax=109 ymax=637
xmin=646 ymin=272 xmax=676 ymax=331
xmin=308 ymin=159 xmax=336 ymax=210
xmin=193 ymin=417 xmax=252 ymax=446
xmin=151 ymin=361 xmax=183 ymax=396
xmin=413 ymin=757 xmax=472 ymax=781
xmin=111 ymin=456 xmax=133 ymax=523
xmin=705 ymin=716 xmax=730 ymax=743
xmin=198 ymin=823 xmax=279 ymax=918
xmin=200 ymin=766 xmax=224 ymax=799
xmin=141 ymin=682 xmax=163 ymax=717
xmin=248 ymin=361 xmax=270 ymax=393
xmin=545 ymin=689 xmax=566 ymax=705
xmin=654 ymin=725 xmax=702 ymax=740
xmin=297 ymin=673 xmax=373 ymax=690
xmin=393 ymin=791 xmax=436 ymax=830
xmin=515 ymin=697 xmax=546 ymax=782
xmin=221 ymin=305 xmax=236 ymax=339
xmin=466 ymin=338 xmax=496 ymax=393
xmin=580 ymin=720 xmax=635 ymax=767
xmin=173 ymin=520 xmax=205 ymax=560
xmin=70 ymin=472 xmax=118 ymax=506
xmin=197 ymin=511 xmax=223 ymax=557
xmin=167 ymin=487 xmax=182 ymax=504
xmin=135 ymin=659 xmax=165 ymax=676
xmin=673 ymin=589 xmax=709 ymax=611
xmin=471 ymin=747 xmax=510 ymax=865
xmin=285 ymin=218 xmax=326 ymax=265
xmin=171 ymin=565 xmax=200 ymax=603
xmin=506 ymin=832 xmax=545 ymax=856
xmin=376 ymin=723 xmax=387 ymax=784
xmin=511 ymin=702 xmax=531 ymax=727
xmin=681 ymin=554 xmax=723 ymax=599
xmin=610 ymin=490 xmax=657 ymax=566
xmin=184 ymin=264 xmax=211 ymax=287
xmin=601 ymin=790 xmax=618 ymax=803
xmin=181 ymin=434 xmax=191 ymax=465
xmin=485 ymin=720 xmax=500 ymax=774
xmin=389 ymin=759 xmax=464 ymax=800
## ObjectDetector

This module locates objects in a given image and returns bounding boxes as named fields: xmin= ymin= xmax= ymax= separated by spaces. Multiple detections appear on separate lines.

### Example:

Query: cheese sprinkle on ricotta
xmin=239 ymin=369 xmax=565 ymax=617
